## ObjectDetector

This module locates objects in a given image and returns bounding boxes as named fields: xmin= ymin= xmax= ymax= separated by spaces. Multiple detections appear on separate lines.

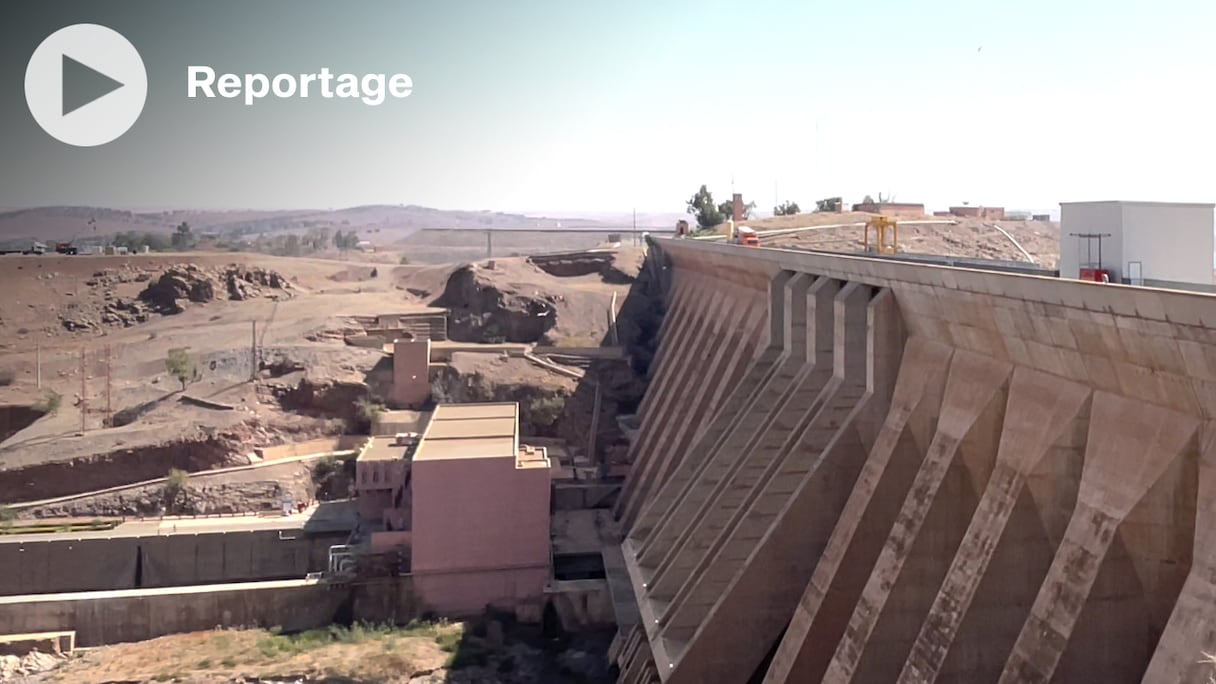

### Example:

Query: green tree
xmin=284 ymin=234 xmax=302 ymax=256
xmin=774 ymin=201 xmax=801 ymax=216
xmin=34 ymin=391 xmax=61 ymax=415
xmin=163 ymin=468 xmax=190 ymax=513
xmin=165 ymin=348 xmax=200 ymax=391
xmin=686 ymin=185 xmax=724 ymax=230
xmin=170 ymin=222 xmax=194 ymax=251
xmin=717 ymin=198 xmax=755 ymax=221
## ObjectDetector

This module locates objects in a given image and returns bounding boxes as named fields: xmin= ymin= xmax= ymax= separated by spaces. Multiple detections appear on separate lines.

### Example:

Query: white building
xmin=1059 ymin=201 xmax=1215 ymax=289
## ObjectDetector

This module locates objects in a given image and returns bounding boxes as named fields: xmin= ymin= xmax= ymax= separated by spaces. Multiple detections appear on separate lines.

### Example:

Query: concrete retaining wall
xmin=0 ymin=578 xmax=418 ymax=648
xmin=0 ymin=528 xmax=345 ymax=596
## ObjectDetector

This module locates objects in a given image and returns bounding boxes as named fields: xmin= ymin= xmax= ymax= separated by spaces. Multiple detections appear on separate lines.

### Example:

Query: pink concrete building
xmin=410 ymin=403 xmax=552 ymax=619
xmin=355 ymin=432 xmax=418 ymax=524
xmin=356 ymin=403 xmax=553 ymax=620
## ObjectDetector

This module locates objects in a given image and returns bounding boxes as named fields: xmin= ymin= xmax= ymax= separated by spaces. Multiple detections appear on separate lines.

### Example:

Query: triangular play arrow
xmin=62 ymin=54 xmax=124 ymax=116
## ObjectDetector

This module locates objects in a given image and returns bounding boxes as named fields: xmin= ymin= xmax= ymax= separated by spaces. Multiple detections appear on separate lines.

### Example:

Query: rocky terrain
xmin=0 ymin=247 xmax=657 ymax=508
xmin=0 ymin=650 xmax=64 ymax=681
xmin=56 ymin=263 xmax=295 ymax=332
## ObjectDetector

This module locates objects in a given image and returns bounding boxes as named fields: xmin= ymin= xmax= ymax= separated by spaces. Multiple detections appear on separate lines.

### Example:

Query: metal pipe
xmin=985 ymin=223 xmax=1036 ymax=264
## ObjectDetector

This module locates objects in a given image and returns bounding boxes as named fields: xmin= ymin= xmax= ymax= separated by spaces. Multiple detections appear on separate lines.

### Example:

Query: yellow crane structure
xmin=863 ymin=216 xmax=899 ymax=255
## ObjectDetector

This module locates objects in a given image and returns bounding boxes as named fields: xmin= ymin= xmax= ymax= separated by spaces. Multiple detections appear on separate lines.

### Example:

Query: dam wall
xmin=614 ymin=237 xmax=1216 ymax=683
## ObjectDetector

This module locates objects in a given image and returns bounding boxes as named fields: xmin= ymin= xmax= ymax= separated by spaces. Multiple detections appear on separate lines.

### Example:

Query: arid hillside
xmin=0 ymin=204 xmax=613 ymax=244
xmin=0 ymin=247 xmax=652 ymax=505
xmin=737 ymin=211 xmax=1061 ymax=268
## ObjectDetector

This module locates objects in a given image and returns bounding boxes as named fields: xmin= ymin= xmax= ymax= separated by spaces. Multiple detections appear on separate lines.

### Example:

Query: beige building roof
xmin=413 ymin=402 xmax=520 ymax=462
xmin=359 ymin=435 xmax=419 ymax=462
xmin=516 ymin=444 xmax=551 ymax=470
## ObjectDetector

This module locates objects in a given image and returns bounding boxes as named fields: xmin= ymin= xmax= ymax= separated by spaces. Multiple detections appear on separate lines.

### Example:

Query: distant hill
xmin=515 ymin=209 xmax=685 ymax=229
xmin=0 ymin=204 xmax=615 ymax=245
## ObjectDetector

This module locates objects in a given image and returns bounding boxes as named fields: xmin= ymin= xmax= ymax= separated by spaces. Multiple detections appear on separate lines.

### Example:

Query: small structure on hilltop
xmin=353 ymin=402 xmax=554 ymax=620
xmin=850 ymin=201 xmax=925 ymax=217
xmin=949 ymin=205 xmax=1005 ymax=220
xmin=1059 ymin=200 xmax=1215 ymax=290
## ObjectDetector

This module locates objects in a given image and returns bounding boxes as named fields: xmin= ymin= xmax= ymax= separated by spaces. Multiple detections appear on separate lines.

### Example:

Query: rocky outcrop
xmin=139 ymin=263 xmax=291 ymax=314
xmin=433 ymin=264 xmax=559 ymax=343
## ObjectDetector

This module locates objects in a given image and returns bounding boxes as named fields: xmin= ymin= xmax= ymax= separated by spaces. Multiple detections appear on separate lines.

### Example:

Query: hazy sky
xmin=1 ymin=0 xmax=1214 ymax=213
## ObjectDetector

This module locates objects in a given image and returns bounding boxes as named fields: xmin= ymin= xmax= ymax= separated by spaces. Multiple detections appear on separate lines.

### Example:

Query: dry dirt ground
xmin=738 ymin=211 xmax=1061 ymax=268
xmin=36 ymin=624 xmax=458 ymax=683
xmin=31 ymin=621 xmax=613 ymax=684
xmin=0 ymin=248 xmax=644 ymax=504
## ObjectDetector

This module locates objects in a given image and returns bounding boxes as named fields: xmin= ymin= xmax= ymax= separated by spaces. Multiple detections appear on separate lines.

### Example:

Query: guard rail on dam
xmin=611 ymin=237 xmax=1216 ymax=684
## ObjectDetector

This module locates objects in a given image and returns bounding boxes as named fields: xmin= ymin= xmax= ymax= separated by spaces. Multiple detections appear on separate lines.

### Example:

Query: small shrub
xmin=527 ymin=395 xmax=565 ymax=428
xmin=257 ymin=639 xmax=279 ymax=658
xmin=220 ymin=657 xmax=236 ymax=668
xmin=0 ymin=506 xmax=15 ymax=528
xmin=34 ymin=391 xmax=61 ymax=416
xmin=482 ymin=322 xmax=503 ymax=344
xmin=195 ymin=659 xmax=211 ymax=669
xmin=15 ymin=328 xmax=29 ymax=336
xmin=165 ymin=348 xmax=201 ymax=391
xmin=435 ymin=631 xmax=462 ymax=653
xmin=163 ymin=468 xmax=190 ymax=512
xmin=369 ymin=267 xmax=378 ymax=278
xmin=312 ymin=455 xmax=343 ymax=481
xmin=400 ymin=618 xmax=442 ymax=638
xmin=0 ymin=370 xmax=14 ymax=387
xmin=355 ymin=397 xmax=386 ymax=423
xmin=398 ymin=255 xmax=410 ymax=265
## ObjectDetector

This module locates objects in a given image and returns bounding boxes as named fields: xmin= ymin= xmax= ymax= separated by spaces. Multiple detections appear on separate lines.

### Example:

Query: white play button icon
xmin=25 ymin=24 xmax=147 ymax=147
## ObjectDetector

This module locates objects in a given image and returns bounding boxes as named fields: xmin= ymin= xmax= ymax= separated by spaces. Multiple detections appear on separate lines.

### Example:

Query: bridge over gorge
xmin=609 ymin=236 xmax=1216 ymax=683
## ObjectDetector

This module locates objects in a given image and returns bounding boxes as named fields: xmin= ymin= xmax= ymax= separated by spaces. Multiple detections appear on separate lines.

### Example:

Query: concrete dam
xmin=611 ymin=237 xmax=1216 ymax=683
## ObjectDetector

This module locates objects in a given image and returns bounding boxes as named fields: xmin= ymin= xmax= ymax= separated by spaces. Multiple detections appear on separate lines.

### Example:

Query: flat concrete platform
xmin=0 ymin=500 xmax=357 ymax=544
xmin=0 ymin=577 xmax=318 ymax=604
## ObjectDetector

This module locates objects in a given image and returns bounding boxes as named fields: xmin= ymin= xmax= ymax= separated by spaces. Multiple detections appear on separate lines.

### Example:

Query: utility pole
xmin=104 ymin=344 xmax=112 ymax=427
xmin=485 ymin=230 xmax=493 ymax=260
xmin=79 ymin=347 xmax=87 ymax=434
xmin=251 ymin=320 xmax=258 ymax=381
